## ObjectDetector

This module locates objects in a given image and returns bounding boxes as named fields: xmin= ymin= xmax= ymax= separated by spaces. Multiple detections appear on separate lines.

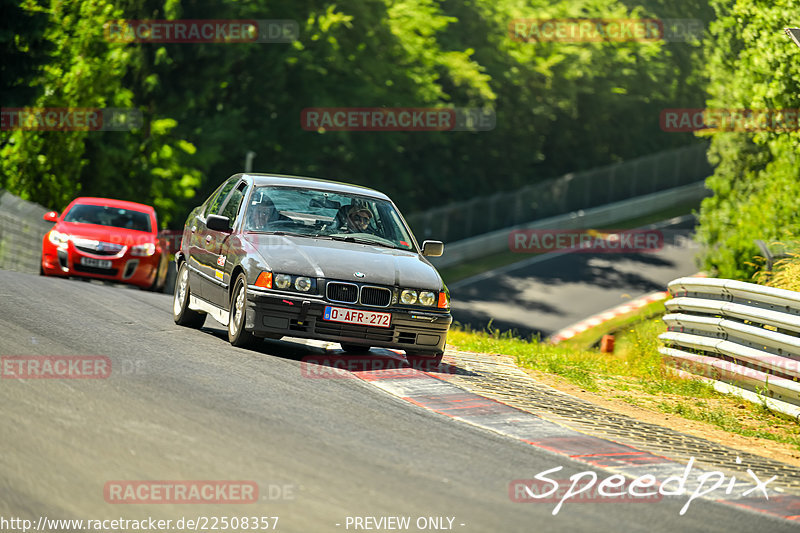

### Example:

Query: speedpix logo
xmin=510 ymin=458 xmax=775 ymax=515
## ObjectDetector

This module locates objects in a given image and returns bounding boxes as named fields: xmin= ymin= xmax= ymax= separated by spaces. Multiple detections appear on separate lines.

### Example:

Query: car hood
xmin=56 ymin=222 xmax=156 ymax=245
xmin=242 ymin=234 xmax=443 ymax=289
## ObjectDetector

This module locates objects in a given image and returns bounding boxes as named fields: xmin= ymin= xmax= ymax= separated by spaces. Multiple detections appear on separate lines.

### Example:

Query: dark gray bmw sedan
xmin=173 ymin=173 xmax=451 ymax=367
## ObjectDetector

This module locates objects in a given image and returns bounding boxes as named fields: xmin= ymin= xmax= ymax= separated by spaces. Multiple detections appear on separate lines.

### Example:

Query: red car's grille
xmin=74 ymin=264 xmax=118 ymax=276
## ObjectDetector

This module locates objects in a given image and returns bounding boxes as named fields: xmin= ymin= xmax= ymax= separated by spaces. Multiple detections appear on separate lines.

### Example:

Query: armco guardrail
xmin=659 ymin=277 xmax=800 ymax=418
xmin=0 ymin=190 xmax=55 ymax=274
xmin=429 ymin=181 xmax=709 ymax=269
xmin=407 ymin=143 xmax=711 ymax=243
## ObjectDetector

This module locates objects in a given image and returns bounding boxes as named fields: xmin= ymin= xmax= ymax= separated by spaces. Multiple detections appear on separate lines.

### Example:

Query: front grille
xmin=327 ymin=282 xmax=358 ymax=304
xmin=73 ymin=239 xmax=125 ymax=256
xmin=360 ymin=286 xmax=391 ymax=307
xmin=75 ymin=245 xmax=120 ymax=256
xmin=314 ymin=322 xmax=395 ymax=342
xmin=398 ymin=331 xmax=417 ymax=344
xmin=73 ymin=264 xmax=118 ymax=276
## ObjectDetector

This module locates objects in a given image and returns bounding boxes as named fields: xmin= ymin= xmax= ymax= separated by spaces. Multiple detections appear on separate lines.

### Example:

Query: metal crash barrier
xmin=659 ymin=277 xmax=800 ymax=418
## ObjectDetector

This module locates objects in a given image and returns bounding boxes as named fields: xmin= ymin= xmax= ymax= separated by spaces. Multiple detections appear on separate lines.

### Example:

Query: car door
xmin=190 ymin=177 xmax=239 ymax=300
xmin=204 ymin=180 xmax=248 ymax=309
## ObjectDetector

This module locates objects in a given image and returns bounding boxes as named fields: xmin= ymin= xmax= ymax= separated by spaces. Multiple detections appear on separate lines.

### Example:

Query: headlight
xmin=274 ymin=274 xmax=292 ymax=289
xmin=48 ymin=230 xmax=69 ymax=246
xmin=130 ymin=243 xmax=156 ymax=256
xmin=400 ymin=289 xmax=418 ymax=305
xmin=295 ymin=276 xmax=312 ymax=292
xmin=418 ymin=291 xmax=436 ymax=306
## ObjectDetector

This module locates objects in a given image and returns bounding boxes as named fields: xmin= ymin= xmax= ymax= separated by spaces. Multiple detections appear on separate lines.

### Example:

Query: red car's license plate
xmin=80 ymin=257 xmax=112 ymax=269
xmin=323 ymin=306 xmax=391 ymax=328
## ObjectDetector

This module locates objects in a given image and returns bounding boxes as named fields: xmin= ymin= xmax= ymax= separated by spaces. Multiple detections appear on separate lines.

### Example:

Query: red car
xmin=41 ymin=197 xmax=168 ymax=290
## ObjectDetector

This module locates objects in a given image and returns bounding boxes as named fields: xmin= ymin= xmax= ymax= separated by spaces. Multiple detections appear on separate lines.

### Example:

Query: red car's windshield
xmin=63 ymin=204 xmax=152 ymax=232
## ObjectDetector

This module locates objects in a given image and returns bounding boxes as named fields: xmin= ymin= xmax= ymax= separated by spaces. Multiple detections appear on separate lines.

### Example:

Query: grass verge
xmin=447 ymin=312 xmax=800 ymax=452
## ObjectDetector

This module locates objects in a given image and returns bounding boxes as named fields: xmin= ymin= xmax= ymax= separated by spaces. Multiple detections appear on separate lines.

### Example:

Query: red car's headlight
xmin=130 ymin=243 xmax=156 ymax=256
xmin=48 ymin=230 xmax=69 ymax=247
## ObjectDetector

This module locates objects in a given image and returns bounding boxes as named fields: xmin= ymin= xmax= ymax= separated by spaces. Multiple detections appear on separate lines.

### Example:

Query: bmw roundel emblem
xmin=354 ymin=271 xmax=365 ymax=278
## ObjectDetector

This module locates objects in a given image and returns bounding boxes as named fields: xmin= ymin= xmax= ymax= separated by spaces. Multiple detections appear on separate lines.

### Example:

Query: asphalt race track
xmin=1 ymin=269 xmax=797 ymax=532
xmin=450 ymin=218 xmax=701 ymax=338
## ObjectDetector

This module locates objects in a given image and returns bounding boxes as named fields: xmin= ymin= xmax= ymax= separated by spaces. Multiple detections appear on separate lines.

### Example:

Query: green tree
xmin=0 ymin=0 xmax=201 ymax=226
xmin=695 ymin=0 xmax=800 ymax=279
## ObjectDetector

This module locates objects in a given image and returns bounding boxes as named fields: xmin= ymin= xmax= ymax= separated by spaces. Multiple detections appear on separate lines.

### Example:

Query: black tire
xmin=405 ymin=351 xmax=444 ymax=371
xmin=173 ymin=262 xmax=206 ymax=328
xmin=228 ymin=273 xmax=257 ymax=347
xmin=146 ymin=260 xmax=163 ymax=292
xmin=340 ymin=343 xmax=370 ymax=353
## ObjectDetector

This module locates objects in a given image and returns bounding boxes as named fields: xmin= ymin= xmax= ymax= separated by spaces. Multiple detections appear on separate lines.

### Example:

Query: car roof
xmin=67 ymin=197 xmax=156 ymax=213
xmin=242 ymin=173 xmax=391 ymax=201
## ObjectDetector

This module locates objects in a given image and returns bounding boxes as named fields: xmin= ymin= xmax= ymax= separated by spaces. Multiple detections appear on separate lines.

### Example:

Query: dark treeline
xmin=1 ymin=0 xmax=705 ymax=223
xmin=2 ymin=0 xmax=797 ymax=280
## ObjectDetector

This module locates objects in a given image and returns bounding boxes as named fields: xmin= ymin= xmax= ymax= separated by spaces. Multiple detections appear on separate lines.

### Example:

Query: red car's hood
xmin=55 ymin=221 xmax=156 ymax=245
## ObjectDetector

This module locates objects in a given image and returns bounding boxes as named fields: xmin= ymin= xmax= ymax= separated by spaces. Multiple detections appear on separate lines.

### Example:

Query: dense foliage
xmin=3 ymin=0 xmax=796 ymax=282
xmin=695 ymin=0 xmax=800 ymax=279
xmin=2 ymin=0 xmax=705 ymax=226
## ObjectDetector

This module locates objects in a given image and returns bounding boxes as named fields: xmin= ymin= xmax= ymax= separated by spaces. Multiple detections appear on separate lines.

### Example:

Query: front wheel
xmin=173 ymin=262 xmax=206 ymax=328
xmin=228 ymin=273 xmax=257 ymax=347
xmin=405 ymin=351 xmax=443 ymax=371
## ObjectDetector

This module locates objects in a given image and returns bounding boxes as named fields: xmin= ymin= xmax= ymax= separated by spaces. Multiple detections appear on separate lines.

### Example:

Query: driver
xmin=246 ymin=197 xmax=276 ymax=231
xmin=344 ymin=202 xmax=374 ymax=233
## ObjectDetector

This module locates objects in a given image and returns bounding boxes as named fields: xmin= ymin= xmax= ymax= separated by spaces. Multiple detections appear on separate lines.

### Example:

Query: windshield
xmin=242 ymin=186 xmax=416 ymax=251
xmin=63 ymin=204 xmax=152 ymax=232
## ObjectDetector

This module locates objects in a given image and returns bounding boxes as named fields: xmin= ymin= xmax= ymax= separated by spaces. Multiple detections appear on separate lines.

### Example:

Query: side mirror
xmin=421 ymin=240 xmax=444 ymax=257
xmin=206 ymin=214 xmax=231 ymax=232
xmin=43 ymin=211 xmax=58 ymax=222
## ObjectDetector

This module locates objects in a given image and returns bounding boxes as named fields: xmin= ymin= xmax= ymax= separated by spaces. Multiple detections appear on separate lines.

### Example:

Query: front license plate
xmin=323 ymin=306 xmax=391 ymax=328
xmin=80 ymin=257 xmax=112 ymax=269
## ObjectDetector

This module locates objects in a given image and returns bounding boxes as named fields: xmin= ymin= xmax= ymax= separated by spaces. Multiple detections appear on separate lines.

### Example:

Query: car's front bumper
xmin=41 ymin=239 xmax=160 ymax=288
xmin=244 ymin=291 xmax=451 ymax=354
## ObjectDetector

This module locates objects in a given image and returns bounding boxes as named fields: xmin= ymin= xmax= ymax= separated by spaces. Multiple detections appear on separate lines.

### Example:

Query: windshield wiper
xmin=265 ymin=231 xmax=404 ymax=250
xmin=260 ymin=231 xmax=317 ymax=239
xmin=327 ymin=235 xmax=400 ymax=249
